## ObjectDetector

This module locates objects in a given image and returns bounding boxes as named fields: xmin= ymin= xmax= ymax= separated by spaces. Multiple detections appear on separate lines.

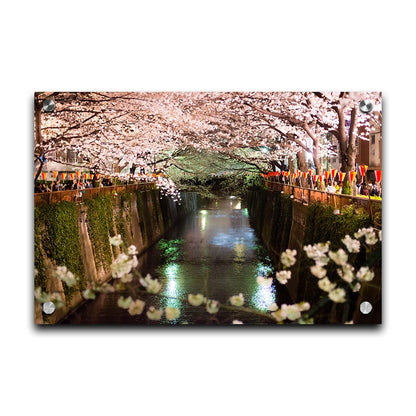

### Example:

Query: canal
xmin=62 ymin=197 xmax=292 ymax=325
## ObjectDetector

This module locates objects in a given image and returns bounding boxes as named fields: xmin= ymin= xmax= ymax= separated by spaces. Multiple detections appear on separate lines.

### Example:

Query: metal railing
xmin=34 ymin=182 xmax=156 ymax=206
xmin=264 ymin=179 xmax=381 ymax=215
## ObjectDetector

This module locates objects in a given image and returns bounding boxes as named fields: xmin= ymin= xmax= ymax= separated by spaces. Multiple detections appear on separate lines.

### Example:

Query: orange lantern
xmin=61 ymin=173 xmax=66 ymax=180
xmin=70 ymin=173 xmax=74 ymax=180
xmin=331 ymin=169 xmax=337 ymax=179
xmin=96 ymin=174 xmax=100 ymax=179
xmin=324 ymin=171 xmax=330 ymax=180
xmin=76 ymin=171 xmax=81 ymax=178
xmin=375 ymin=170 xmax=382 ymax=182
xmin=349 ymin=171 xmax=357 ymax=183
xmin=90 ymin=174 xmax=94 ymax=180
xmin=303 ymin=172 xmax=308 ymax=179
xmin=338 ymin=172 xmax=346 ymax=183
xmin=53 ymin=171 xmax=58 ymax=178
xmin=41 ymin=172 xmax=47 ymax=180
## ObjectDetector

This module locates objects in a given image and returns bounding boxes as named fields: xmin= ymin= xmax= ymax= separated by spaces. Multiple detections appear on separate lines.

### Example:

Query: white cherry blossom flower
xmin=341 ymin=235 xmax=360 ymax=253
xmin=276 ymin=270 xmax=291 ymax=284
xmin=337 ymin=264 xmax=355 ymax=283
xmin=121 ymin=273 xmax=133 ymax=283
xmin=165 ymin=307 xmax=180 ymax=320
xmin=229 ymin=293 xmax=244 ymax=306
xmin=356 ymin=266 xmax=375 ymax=282
xmin=117 ymin=296 xmax=132 ymax=309
xmin=257 ymin=276 xmax=273 ymax=286
xmin=271 ymin=309 xmax=287 ymax=322
xmin=54 ymin=265 xmax=77 ymax=287
xmin=281 ymin=304 xmax=301 ymax=321
xmin=318 ymin=277 xmax=337 ymax=292
xmin=188 ymin=293 xmax=206 ymax=306
xmin=146 ymin=306 xmax=163 ymax=320
xmin=82 ymin=289 xmax=96 ymax=300
xmin=351 ymin=282 xmax=361 ymax=292
xmin=109 ymin=234 xmax=122 ymax=246
xmin=128 ymin=299 xmax=145 ymax=315
xmin=139 ymin=274 xmax=162 ymax=294
xmin=280 ymin=249 xmax=297 ymax=267
xmin=310 ymin=265 xmax=326 ymax=279
xmin=111 ymin=253 xmax=134 ymax=278
xmin=303 ymin=242 xmax=330 ymax=263
xmin=127 ymin=245 xmax=138 ymax=255
xmin=206 ymin=300 xmax=219 ymax=314
xmin=328 ymin=249 xmax=348 ymax=266
xmin=268 ymin=302 xmax=278 ymax=311
xmin=328 ymin=288 xmax=346 ymax=303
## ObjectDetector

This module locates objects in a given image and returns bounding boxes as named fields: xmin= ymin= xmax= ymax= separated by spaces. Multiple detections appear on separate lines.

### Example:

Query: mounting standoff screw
xmin=42 ymin=99 xmax=55 ymax=113
xmin=42 ymin=301 xmax=55 ymax=315
xmin=359 ymin=100 xmax=373 ymax=114
xmin=360 ymin=301 xmax=372 ymax=315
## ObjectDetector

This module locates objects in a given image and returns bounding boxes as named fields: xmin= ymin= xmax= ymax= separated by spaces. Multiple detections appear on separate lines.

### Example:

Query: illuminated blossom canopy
xmin=34 ymin=91 xmax=381 ymax=183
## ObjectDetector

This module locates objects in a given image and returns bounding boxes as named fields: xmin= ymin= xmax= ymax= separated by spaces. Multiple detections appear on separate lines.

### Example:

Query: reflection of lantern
xmin=331 ymin=169 xmax=337 ymax=179
xmin=375 ymin=170 xmax=382 ymax=182
xmin=349 ymin=171 xmax=357 ymax=183
xmin=339 ymin=172 xmax=346 ymax=183
xmin=324 ymin=171 xmax=330 ymax=180
xmin=61 ymin=173 xmax=66 ymax=180
xmin=53 ymin=171 xmax=58 ymax=178
xmin=41 ymin=172 xmax=47 ymax=180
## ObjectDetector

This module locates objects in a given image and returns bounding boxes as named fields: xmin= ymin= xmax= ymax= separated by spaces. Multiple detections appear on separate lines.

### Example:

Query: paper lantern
xmin=313 ymin=175 xmax=317 ymax=182
xmin=89 ymin=174 xmax=93 ymax=179
xmin=308 ymin=169 xmax=313 ymax=176
xmin=331 ymin=169 xmax=337 ymax=179
xmin=338 ymin=172 xmax=346 ymax=183
xmin=107 ymin=175 xmax=110 ymax=179
xmin=84 ymin=173 xmax=88 ymax=179
xmin=96 ymin=174 xmax=100 ymax=179
xmin=41 ymin=172 xmax=47 ymax=180
xmin=303 ymin=172 xmax=308 ymax=179
xmin=76 ymin=171 xmax=81 ymax=178
xmin=53 ymin=171 xmax=58 ymax=178
xmin=375 ymin=170 xmax=382 ymax=182
xmin=61 ymin=173 xmax=66 ymax=180
xmin=349 ymin=171 xmax=357 ymax=183
xmin=319 ymin=175 xmax=323 ymax=182
xmin=358 ymin=165 xmax=368 ymax=177
xmin=276 ymin=171 xmax=281 ymax=176
xmin=70 ymin=173 xmax=74 ymax=180
xmin=324 ymin=171 xmax=330 ymax=180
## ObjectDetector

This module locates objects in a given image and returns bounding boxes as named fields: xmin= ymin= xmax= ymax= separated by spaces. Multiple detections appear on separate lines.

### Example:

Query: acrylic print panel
xmin=34 ymin=92 xmax=382 ymax=325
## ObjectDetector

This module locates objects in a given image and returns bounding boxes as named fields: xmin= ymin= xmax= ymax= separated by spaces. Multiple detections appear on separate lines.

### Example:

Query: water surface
xmin=62 ymin=197 xmax=291 ymax=325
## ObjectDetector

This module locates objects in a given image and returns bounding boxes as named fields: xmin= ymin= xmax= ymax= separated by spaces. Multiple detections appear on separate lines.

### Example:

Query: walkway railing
xmin=34 ymin=182 xmax=156 ymax=206
xmin=264 ymin=179 xmax=381 ymax=215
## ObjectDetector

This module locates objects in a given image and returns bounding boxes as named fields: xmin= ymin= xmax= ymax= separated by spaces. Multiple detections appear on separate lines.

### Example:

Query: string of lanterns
xmin=261 ymin=165 xmax=382 ymax=185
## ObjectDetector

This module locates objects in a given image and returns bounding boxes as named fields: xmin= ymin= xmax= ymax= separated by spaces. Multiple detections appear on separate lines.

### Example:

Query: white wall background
xmin=1 ymin=1 xmax=413 ymax=415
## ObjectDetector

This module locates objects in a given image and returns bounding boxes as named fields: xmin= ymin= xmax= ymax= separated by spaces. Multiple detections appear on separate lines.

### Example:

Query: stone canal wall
xmin=34 ymin=190 xmax=198 ymax=324
xmin=247 ymin=189 xmax=381 ymax=323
